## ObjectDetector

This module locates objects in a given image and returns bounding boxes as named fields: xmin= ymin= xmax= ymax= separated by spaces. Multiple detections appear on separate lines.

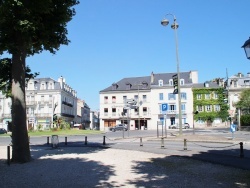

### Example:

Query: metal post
xmin=240 ymin=142 xmax=244 ymax=158
xmin=161 ymin=137 xmax=165 ymax=148
xmin=157 ymin=124 xmax=159 ymax=138
xmin=103 ymin=136 xmax=106 ymax=145
xmin=65 ymin=137 xmax=67 ymax=145
xmin=7 ymin=146 xmax=10 ymax=166
xmin=184 ymin=139 xmax=187 ymax=150
xmin=85 ymin=136 xmax=87 ymax=145
xmin=164 ymin=115 xmax=167 ymax=137
xmin=140 ymin=137 xmax=143 ymax=146
xmin=47 ymin=136 xmax=49 ymax=145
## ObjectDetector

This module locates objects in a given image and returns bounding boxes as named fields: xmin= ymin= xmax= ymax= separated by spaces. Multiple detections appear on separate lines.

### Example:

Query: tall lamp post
xmin=242 ymin=37 xmax=250 ymax=60
xmin=161 ymin=14 xmax=182 ymax=135
xmin=136 ymin=82 xmax=142 ymax=130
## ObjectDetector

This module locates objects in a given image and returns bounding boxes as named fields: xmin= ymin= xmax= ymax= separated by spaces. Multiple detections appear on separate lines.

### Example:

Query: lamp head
xmin=242 ymin=37 xmax=250 ymax=60
xmin=161 ymin=18 xmax=169 ymax=26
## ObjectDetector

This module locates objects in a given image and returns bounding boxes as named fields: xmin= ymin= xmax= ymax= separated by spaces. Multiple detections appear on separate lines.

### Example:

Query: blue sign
xmin=161 ymin=103 xmax=168 ymax=111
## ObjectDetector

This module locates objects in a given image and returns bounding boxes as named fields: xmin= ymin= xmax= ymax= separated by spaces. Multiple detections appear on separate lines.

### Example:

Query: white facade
xmin=99 ymin=71 xmax=198 ymax=131
xmin=0 ymin=76 xmax=78 ymax=130
xmin=0 ymin=93 xmax=12 ymax=130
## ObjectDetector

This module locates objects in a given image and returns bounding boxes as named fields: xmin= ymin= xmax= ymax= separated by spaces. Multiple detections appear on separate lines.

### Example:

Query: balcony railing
xmin=35 ymin=113 xmax=51 ymax=118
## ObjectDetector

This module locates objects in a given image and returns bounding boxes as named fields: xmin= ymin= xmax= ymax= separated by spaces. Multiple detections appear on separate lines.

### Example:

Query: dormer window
xmin=180 ymin=79 xmax=184 ymax=85
xmin=169 ymin=79 xmax=173 ymax=86
xmin=126 ymin=82 xmax=131 ymax=90
xmin=112 ymin=83 xmax=118 ymax=90
xmin=142 ymin=81 xmax=148 ymax=89
xmin=158 ymin=80 xmax=163 ymax=86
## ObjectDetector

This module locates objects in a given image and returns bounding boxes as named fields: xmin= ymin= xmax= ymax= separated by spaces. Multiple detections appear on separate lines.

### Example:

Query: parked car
xmin=169 ymin=123 xmax=190 ymax=129
xmin=0 ymin=128 xmax=7 ymax=134
xmin=110 ymin=124 xmax=127 ymax=132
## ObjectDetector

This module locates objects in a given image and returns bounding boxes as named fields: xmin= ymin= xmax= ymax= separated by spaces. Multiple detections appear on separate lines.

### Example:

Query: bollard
xmin=7 ymin=146 xmax=10 ymax=166
xmin=161 ymin=137 xmax=165 ymax=148
xmin=65 ymin=137 xmax=67 ymax=145
xmin=47 ymin=137 xmax=49 ymax=145
xmin=140 ymin=137 xmax=143 ymax=147
xmin=184 ymin=139 xmax=187 ymax=150
xmin=240 ymin=142 xmax=244 ymax=158
xmin=85 ymin=136 xmax=87 ymax=145
xmin=103 ymin=136 xmax=106 ymax=145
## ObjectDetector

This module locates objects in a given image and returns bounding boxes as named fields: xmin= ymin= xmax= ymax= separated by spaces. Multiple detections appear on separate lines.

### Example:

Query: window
xmin=112 ymin=96 xmax=116 ymax=103
xmin=123 ymin=96 xmax=127 ymax=103
xmin=112 ymin=108 xmax=116 ymax=116
xmin=181 ymin=92 xmax=187 ymax=100
xmin=168 ymin=93 xmax=176 ymax=100
xmin=159 ymin=93 xmax=164 ymax=100
xmin=169 ymin=105 xmax=176 ymax=112
xmin=143 ymin=95 xmax=147 ymax=102
xmin=205 ymin=94 xmax=211 ymax=99
xmin=104 ymin=96 xmax=108 ymax=104
xmin=169 ymin=79 xmax=173 ymax=86
xmin=104 ymin=108 xmax=108 ymax=116
xmin=205 ymin=105 xmax=212 ymax=111
xmin=41 ymin=95 xmax=44 ymax=101
xmin=214 ymin=105 xmax=220 ymax=111
xmin=197 ymin=105 xmax=203 ymax=112
xmin=234 ymin=81 xmax=237 ymax=87
xmin=134 ymin=95 xmax=138 ymax=101
xmin=180 ymin=79 xmax=184 ymax=85
xmin=158 ymin=80 xmax=163 ymax=86
xmin=181 ymin=104 xmax=186 ymax=111
xmin=143 ymin=107 xmax=147 ymax=115
xmin=213 ymin=93 xmax=218 ymax=99
xmin=126 ymin=83 xmax=131 ymax=90
xmin=197 ymin=94 xmax=202 ymax=100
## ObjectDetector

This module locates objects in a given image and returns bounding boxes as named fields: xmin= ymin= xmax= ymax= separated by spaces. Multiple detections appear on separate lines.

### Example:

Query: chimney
xmin=151 ymin=72 xmax=154 ymax=83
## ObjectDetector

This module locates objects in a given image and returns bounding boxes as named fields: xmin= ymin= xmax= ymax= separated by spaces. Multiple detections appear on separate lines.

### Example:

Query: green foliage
xmin=37 ymin=124 xmax=43 ymax=131
xmin=0 ymin=58 xmax=39 ymax=97
xmin=235 ymin=89 xmax=250 ymax=114
xmin=0 ymin=0 xmax=80 ymax=55
xmin=193 ymin=88 xmax=229 ymax=122
xmin=240 ymin=115 xmax=250 ymax=126
xmin=59 ymin=119 xmax=70 ymax=130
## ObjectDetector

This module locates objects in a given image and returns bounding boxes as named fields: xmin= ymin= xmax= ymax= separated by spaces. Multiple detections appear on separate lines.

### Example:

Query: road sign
xmin=161 ymin=103 xmax=168 ymax=111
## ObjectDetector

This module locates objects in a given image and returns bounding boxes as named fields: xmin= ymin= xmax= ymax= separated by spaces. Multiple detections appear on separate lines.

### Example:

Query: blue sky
xmin=6 ymin=1 xmax=250 ymax=111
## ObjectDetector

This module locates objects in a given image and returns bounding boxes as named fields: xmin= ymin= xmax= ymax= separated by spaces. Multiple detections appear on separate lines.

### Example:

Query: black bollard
xmin=65 ymin=137 xmax=67 ymax=145
xmin=184 ymin=139 xmax=187 ymax=150
xmin=47 ymin=137 xmax=49 ymax=145
xmin=140 ymin=137 xmax=143 ymax=147
xmin=103 ymin=136 xmax=106 ymax=145
xmin=240 ymin=142 xmax=244 ymax=158
xmin=85 ymin=136 xmax=87 ymax=145
xmin=161 ymin=137 xmax=164 ymax=148
xmin=7 ymin=146 xmax=10 ymax=166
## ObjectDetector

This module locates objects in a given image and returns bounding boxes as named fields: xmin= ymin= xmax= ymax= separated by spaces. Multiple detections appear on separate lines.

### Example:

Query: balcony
xmin=62 ymin=101 xmax=73 ymax=107
xmin=26 ymin=101 xmax=36 ymax=106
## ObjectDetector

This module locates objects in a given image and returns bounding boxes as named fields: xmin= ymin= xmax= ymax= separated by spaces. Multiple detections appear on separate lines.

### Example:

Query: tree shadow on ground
xmin=0 ymin=145 xmax=120 ymax=187
xmin=128 ymin=154 xmax=250 ymax=188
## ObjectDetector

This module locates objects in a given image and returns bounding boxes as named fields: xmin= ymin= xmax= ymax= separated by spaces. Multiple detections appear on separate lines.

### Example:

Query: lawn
xmin=0 ymin=129 xmax=103 ymax=137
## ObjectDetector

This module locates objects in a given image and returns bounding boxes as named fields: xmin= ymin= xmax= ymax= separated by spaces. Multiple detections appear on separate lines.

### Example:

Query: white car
xmin=169 ymin=123 xmax=190 ymax=129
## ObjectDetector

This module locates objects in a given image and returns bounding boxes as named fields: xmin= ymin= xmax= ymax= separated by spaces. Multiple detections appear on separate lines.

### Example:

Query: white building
xmin=227 ymin=72 xmax=250 ymax=119
xmin=0 ymin=76 xmax=78 ymax=130
xmin=99 ymin=71 xmax=198 ymax=131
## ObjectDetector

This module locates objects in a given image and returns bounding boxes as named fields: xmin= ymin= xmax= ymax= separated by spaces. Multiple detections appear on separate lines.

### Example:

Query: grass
xmin=0 ymin=129 xmax=103 ymax=137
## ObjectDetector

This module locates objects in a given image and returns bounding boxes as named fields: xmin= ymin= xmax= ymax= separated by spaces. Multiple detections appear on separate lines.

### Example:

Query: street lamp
xmin=242 ymin=37 xmax=250 ymax=59
xmin=136 ymin=82 xmax=142 ymax=130
xmin=161 ymin=14 xmax=183 ymax=135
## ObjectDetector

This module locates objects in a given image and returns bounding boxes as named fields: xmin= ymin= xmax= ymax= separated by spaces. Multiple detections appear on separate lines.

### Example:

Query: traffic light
xmin=223 ymin=89 xmax=228 ymax=103
xmin=53 ymin=114 xmax=57 ymax=121
xmin=172 ymin=74 xmax=178 ymax=94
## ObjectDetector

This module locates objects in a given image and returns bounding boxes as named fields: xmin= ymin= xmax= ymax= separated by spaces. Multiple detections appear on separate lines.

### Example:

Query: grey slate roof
xmin=33 ymin=78 xmax=61 ymax=90
xmin=100 ymin=71 xmax=195 ymax=93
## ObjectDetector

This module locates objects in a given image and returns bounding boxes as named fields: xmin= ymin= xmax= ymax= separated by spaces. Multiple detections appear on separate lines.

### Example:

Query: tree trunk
xmin=11 ymin=51 xmax=31 ymax=163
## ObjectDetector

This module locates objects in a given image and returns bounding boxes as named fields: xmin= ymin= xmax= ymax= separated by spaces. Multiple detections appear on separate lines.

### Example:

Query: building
xmin=0 ymin=76 xmax=78 ymax=130
xmin=226 ymin=72 xmax=250 ymax=123
xmin=99 ymin=71 xmax=198 ymax=131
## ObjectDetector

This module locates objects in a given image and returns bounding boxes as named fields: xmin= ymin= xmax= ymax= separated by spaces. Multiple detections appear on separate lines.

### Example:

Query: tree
xmin=0 ymin=58 xmax=39 ymax=97
xmin=235 ymin=89 xmax=250 ymax=115
xmin=0 ymin=0 xmax=79 ymax=163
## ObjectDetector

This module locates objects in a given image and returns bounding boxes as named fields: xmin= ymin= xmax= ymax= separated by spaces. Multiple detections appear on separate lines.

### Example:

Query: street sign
xmin=161 ymin=103 xmax=168 ymax=111
xmin=172 ymin=74 xmax=178 ymax=94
